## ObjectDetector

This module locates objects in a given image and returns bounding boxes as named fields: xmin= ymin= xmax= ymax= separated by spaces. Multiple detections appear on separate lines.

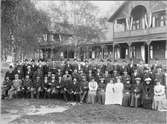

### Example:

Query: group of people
xmin=2 ymin=58 xmax=167 ymax=111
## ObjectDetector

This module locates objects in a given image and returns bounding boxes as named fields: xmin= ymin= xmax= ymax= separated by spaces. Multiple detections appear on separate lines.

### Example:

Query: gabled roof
xmin=108 ymin=1 xmax=129 ymax=22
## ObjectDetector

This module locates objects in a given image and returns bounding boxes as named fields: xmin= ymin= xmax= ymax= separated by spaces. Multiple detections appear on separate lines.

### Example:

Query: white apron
xmin=113 ymin=82 xmax=124 ymax=105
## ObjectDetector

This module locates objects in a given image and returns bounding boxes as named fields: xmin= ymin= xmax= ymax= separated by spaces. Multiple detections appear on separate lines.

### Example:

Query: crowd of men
xmin=2 ymin=58 xmax=167 ymax=111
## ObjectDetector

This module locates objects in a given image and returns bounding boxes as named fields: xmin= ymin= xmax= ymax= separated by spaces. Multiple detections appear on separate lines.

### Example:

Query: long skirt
xmin=87 ymin=91 xmax=96 ymax=104
xmin=152 ymin=95 xmax=167 ymax=111
xmin=97 ymin=90 xmax=105 ymax=105
xmin=130 ymin=94 xmax=141 ymax=107
xmin=105 ymin=91 xmax=115 ymax=105
xmin=122 ymin=93 xmax=131 ymax=107
xmin=142 ymin=98 xmax=153 ymax=109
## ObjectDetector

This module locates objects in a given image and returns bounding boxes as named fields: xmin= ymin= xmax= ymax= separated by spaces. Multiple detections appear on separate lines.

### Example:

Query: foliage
xmin=47 ymin=1 xmax=107 ymax=44
xmin=1 ymin=0 xmax=50 ymax=60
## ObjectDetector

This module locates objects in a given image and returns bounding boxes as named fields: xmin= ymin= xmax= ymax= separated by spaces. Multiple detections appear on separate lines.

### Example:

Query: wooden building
xmin=39 ymin=1 xmax=167 ymax=65
xmin=108 ymin=1 xmax=167 ymax=65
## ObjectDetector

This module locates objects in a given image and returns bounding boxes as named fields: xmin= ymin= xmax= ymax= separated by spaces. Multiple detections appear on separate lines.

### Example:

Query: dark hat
xmin=156 ymin=65 xmax=162 ymax=69
xmin=85 ymin=59 xmax=88 ymax=62
xmin=90 ymin=76 xmax=95 ymax=80
xmin=107 ymin=59 xmax=111 ymax=62
xmin=9 ymin=65 xmax=13 ymax=68
xmin=144 ymin=67 xmax=149 ymax=70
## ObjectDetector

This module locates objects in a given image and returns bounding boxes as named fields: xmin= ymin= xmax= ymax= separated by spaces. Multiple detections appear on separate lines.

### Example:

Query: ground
xmin=1 ymin=99 xmax=167 ymax=124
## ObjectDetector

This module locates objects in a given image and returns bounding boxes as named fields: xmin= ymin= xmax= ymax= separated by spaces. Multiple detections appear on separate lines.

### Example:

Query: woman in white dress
xmin=105 ymin=79 xmax=115 ymax=105
xmin=152 ymin=79 xmax=167 ymax=111
xmin=113 ymin=77 xmax=124 ymax=105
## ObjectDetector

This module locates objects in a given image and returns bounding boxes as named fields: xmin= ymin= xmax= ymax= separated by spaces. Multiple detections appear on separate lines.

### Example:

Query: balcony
xmin=114 ymin=26 xmax=167 ymax=39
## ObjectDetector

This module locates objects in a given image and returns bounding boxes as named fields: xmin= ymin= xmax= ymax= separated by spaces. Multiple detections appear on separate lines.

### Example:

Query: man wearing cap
xmin=130 ymin=77 xmax=142 ymax=108
xmin=142 ymin=77 xmax=154 ymax=109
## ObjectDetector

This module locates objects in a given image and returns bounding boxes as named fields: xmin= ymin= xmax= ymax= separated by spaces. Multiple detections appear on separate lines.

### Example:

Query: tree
xmin=47 ymin=1 xmax=107 ymax=44
xmin=1 ymin=0 xmax=50 ymax=61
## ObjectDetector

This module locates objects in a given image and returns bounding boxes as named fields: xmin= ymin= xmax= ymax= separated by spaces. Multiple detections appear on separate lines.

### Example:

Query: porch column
xmin=146 ymin=40 xmax=152 ymax=64
xmin=101 ymin=45 xmax=104 ymax=59
xmin=86 ymin=46 xmax=89 ymax=59
xmin=127 ymin=41 xmax=132 ymax=59
xmin=51 ymin=47 xmax=54 ymax=60
xmin=165 ymin=40 xmax=167 ymax=59
xmin=67 ymin=47 xmax=69 ymax=59
xmin=141 ymin=45 xmax=145 ymax=62
xmin=113 ymin=43 xmax=115 ymax=62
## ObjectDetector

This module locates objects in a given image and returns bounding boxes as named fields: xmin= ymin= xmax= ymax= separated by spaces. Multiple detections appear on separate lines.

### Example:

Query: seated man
xmin=8 ymin=74 xmax=22 ymax=99
xmin=22 ymin=75 xmax=32 ymax=98
xmin=1 ymin=76 xmax=12 ymax=99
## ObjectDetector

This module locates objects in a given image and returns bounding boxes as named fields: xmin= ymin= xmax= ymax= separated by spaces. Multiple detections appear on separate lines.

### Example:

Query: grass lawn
xmin=1 ymin=99 xmax=167 ymax=124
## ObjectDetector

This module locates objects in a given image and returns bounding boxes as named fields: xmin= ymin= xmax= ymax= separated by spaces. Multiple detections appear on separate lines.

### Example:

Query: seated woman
xmin=87 ymin=77 xmax=98 ymax=104
xmin=152 ymin=79 xmax=167 ymax=111
xmin=130 ymin=77 xmax=142 ymax=108
xmin=8 ymin=74 xmax=22 ymax=99
xmin=142 ymin=77 xmax=154 ymax=109
xmin=122 ymin=78 xmax=132 ymax=107
xmin=105 ymin=79 xmax=115 ymax=105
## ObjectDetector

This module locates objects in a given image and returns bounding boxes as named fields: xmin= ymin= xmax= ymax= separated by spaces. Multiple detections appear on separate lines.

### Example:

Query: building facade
xmin=109 ymin=1 xmax=167 ymax=65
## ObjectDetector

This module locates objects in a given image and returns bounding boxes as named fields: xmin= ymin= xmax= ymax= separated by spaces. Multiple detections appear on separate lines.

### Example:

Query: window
xmin=43 ymin=34 xmax=47 ymax=41
xmin=152 ymin=10 xmax=166 ymax=27
xmin=152 ymin=41 xmax=165 ymax=59
xmin=132 ymin=19 xmax=143 ymax=30
xmin=115 ymin=18 xmax=126 ymax=32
